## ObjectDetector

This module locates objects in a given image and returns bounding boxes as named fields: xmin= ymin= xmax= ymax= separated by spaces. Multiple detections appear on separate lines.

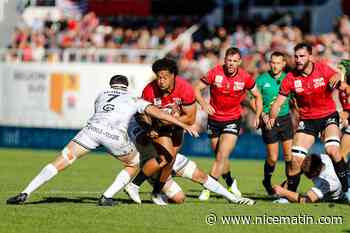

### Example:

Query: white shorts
xmin=73 ymin=123 xmax=136 ymax=157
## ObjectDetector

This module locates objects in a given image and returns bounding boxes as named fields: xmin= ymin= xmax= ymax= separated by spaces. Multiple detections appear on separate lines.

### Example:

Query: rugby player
xmin=6 ymin=75 xmax=198 ymax=205
xmin=273 ymin=154 xmax=344 ymax=203
xmin=269 ymin=43 xmax=349 ymax=202
xmin=124 ymin=58 xmax=197 ymax=203
xmin=194 ymin=47 xmax=263 ymax=200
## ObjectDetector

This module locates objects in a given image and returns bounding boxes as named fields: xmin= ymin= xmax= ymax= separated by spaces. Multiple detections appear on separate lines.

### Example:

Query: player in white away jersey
xmin=7 ymin=75 xmax=198 ymax=205
xmin=98 ymin=117 xmax=255 ymax=206
xmin=272 ymin=153 xmax=344 ymax=203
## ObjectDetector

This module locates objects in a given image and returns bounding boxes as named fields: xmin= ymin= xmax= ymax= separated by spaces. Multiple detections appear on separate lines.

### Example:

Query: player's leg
xmin=287 ymin=132 xmax=314 ymax=192
xmin=7 ymin=140 xmax=90 ymax=204
xmin=161 ymin=179 xmax=185 ymax=204
xmin=263 ymin=143 xmax=279 ymax=195
xmin=340 ymin=128 xmax=350 ymax=197
xmin=323 ymin=124 xmax=348 ymax=192
xmin=151 ymin=135 xmax=177 ymax=196
xmin=175 ymin=157 xmax=255 ymax=205
xmin=99 ymin=151 xmax=140 ymax=206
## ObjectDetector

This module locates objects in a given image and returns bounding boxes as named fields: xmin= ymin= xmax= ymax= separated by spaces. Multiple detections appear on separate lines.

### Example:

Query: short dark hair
xmin=225 ymin=47 xmax=241 ymax=58
xmin=302 ymin=154 xmax=324 ymax=179
xmin=270 ymin=51 xmax=285 ymax=60
xmin=109 ymin=75 xmax=129 ymax=87
xmin=294 ymin=42 xmax=313 ymax=54
xmin=152 ymin=58 xmax=178 ymax=76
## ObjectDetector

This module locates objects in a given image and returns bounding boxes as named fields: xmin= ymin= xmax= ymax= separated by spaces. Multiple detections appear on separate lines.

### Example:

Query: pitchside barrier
xmin=0 ymin=62 xmax=324 ymax=159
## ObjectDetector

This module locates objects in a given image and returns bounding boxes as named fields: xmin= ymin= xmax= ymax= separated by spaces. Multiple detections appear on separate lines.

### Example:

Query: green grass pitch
xmin=0 ymin=148 xmax=349 ymax=233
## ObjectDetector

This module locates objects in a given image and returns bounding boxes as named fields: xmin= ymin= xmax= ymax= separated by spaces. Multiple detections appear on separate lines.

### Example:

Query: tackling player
xmin=124 ymin=58 xmax=197 ymax=202
xmin=273 ymin=154 xmax=344 ymax=203
xmin=6 ymin=75 xmax=198 ymax=205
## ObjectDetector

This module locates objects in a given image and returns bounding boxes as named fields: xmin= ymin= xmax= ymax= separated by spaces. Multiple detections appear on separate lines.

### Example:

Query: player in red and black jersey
xmin=269 ymin=43 xmax=349 ymax=202
xmin=125 ymin=58 xmax=197 ymax=204
xmin=194 ymin=47 xmax=263 ymax=200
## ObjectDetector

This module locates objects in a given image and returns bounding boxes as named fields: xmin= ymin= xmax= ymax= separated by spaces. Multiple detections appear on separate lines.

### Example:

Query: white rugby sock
xmin=22 ymin=164 xmax=58 ymax=195
xmin=203 ymin=176 xmax=239 ymax=202
xmin=103 ymin=169 xmax=131 ymax=198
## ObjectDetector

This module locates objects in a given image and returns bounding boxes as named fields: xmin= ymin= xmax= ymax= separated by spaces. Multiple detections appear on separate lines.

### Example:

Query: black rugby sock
xmin=334 ymin=159 xmax=348 ymax=192
xmin=222 ymin=171 xmax=234 ymax=187
xmin=263 ymin=161 xmax=275 ymax=185
xmin=287 ymin=173 xmax=301 ymax=192
xmin=132 ymin=170 xmax=148 ymax=187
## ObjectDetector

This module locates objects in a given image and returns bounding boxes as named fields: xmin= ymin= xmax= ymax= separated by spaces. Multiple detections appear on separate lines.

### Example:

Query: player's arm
xmin=249 ymin=86 xmax=263 ymax=128
xmin=193 ymin=80 xmax=215 ymax=115
xmin=177 ymin=103 xmax=197 ymax=125
xmin=273 ymin=185 xmax=319 ymax=203
xmin=145 ymin=105 xmax=198 ymax=137
xmin=268 ymin=94 xmax=287 ymax=129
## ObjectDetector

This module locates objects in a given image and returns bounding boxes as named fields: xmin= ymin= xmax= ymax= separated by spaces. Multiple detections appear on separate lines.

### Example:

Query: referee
xmin=256 ymin=51 xmax=293 ymax=195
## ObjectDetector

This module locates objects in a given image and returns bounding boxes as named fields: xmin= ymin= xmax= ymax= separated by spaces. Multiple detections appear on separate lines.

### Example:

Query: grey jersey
xmin=311 ymin=154 xmax=342 ymax=201
xmin=87 ymin=88 xmax=151 ymax=132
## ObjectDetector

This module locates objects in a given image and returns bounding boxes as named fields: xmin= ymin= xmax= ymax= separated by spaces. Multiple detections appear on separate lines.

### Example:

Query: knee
xmin=267 ymin=156 xmax=278 ymax=165
xmin=170 ymin=192 xmax=186 ymax=204
xmin=326 ymin=146 xmax=341 ymax=160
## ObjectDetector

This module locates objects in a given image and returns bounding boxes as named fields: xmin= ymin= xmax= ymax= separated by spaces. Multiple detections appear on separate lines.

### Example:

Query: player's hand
xmin=266 ymin=117 xmax=275 ymax=130
xmin=253 ymin=114 xmax=260 ymax=129
xmin=261 ymin=112 xmax=270 ymax=125
xmin=329 ymin=74 xmax=341 ymax=89
xmin=272 ymin=185 xmax=286 ymax=196
xmin=340 ymin=111 xmax=349 ymax=127
xmin=184 ymin=124 xmax=199 ymax=137
xmin=202 ymin=103 xmax=215 ymax=115
xmin=147 ymin=130 xmax=159 ymax=139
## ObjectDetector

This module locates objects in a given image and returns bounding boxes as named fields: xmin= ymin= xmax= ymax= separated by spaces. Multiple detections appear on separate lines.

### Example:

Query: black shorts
xmin=296 ymin=112 xmax=339 ymax=138
xmin=342 ymin=114 xmax=350 ymax=135
xmin=156 ymin=125 xmax=184 ymax=147
xmin=207 ymin=118 xmax=241 ymax=138
xmin=261 ymin=114 xmax=293 ymax=144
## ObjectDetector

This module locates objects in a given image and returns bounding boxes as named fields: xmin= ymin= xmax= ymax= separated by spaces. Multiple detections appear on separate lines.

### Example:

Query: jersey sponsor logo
xmin=153 ymin=98 xmax=162 ymax=106
xmin=173 ymin=97 xmax=182 ymax=105
xmin=215 ymin=75 xmax=223 ymax=87
xmin=233 ymin=81 xmax=245 ymax=91
xmin=298 ymin=121 xmax=305 ymax=130
xmin=326 ymin=117 xmax=337 ymax=125
xmin=263 ymin=83 xmax=271 ymax=88
xmin=294 ymin=80 xmax=304 ymax=92
xmin=313 ymin=77 xmax=325 ymax=88
xmin=223 ymin=123 xmax=238 ymax=133
xmin=103 ymin=104 xmax=115 ymax=112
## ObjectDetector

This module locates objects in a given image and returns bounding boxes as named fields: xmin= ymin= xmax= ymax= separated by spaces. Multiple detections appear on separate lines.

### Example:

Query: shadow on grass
xmin=25 ymin=196 xmax=148 ymax=205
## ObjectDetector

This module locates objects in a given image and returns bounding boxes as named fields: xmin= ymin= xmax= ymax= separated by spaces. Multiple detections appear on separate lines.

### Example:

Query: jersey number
xmin=103 ymin=94 xmax=119 ymax=112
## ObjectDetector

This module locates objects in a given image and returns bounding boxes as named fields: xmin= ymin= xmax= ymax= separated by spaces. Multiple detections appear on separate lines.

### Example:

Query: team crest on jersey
xmin=233 ymin=81 xmax=244 ymax=91
xmin=153 ymin=98 xmax=162 ymax=106
xmin=294 ymin=80 xmax=304 ymax=92
xmin=313 ymin=77 xmax=325 ymax=88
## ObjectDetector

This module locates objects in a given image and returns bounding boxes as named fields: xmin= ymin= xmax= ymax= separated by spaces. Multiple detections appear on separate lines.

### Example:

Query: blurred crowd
xmin=5 ymin=12 xmax=350 ymax=133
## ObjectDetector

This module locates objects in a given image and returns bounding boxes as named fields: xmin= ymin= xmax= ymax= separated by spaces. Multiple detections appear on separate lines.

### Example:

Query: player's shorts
xmin=296 ymin=112 xmax=339 ymax=138
xmin=261 ymin=114 xmax=293 ymax=144
xmin=73 ymin=122 xmax=136 ymax=157
xmin=343 ymin=125 xmax=350 ymax=135
xmin=342 ymin=114 xmax=350 ymax=135
xmin=155 ymin=125 xmax=184 ymax=147
xmin=207 ymin=118 xmax=241 ymax=138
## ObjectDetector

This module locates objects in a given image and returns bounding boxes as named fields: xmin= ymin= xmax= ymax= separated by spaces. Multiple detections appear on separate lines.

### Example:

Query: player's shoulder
xmin=208 ymin=64 xmax=223 ymax=73
xmin=175 ymin=76 xmax=193 ymax=89
xmin=237 ymin=67 xmax=252 ymax=78
xmin=256 ymin=72 xmax=270 ymax=82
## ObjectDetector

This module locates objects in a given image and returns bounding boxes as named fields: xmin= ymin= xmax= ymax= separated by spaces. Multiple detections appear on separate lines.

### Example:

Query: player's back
xmin=88 ymin=88 xmax=149 ymax=131
xmin=312 ymin=154 xmax=342 ymax=200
